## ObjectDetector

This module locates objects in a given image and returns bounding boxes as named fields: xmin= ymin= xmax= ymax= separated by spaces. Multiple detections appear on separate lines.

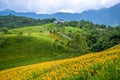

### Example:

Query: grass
xmin=9 ymin=26 xmax=49 ymax=34
xmin=64 ymin=26 xmax=82 ymax=34
xmin=0 ymin=25 xmax=119 ymax=80
xmin=0 ymin=25 xmax=82 ymax=71
xmin=0 ymin=44 xmax=120 ymax=80
xmin=0 ymin=34 xmax=51 ymax=70
xmin=0 ymin=33 xmax=73 ymax=71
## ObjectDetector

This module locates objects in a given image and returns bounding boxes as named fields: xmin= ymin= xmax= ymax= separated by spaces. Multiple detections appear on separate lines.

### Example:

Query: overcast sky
xmin=0 ymin=0 xmax=120 ymax=14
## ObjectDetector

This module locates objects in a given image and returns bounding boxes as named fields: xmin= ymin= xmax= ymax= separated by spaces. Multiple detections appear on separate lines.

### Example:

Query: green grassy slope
xmin=0 ymin=25 xmax=81 ymax=71
xmin=0 ymin=44 xmax=120 ymax=80
xmin=64 ymin=26 xmax=82 ymax=34
xmin=0 ymin=34 xmax=53 ymax=70
xmin=9 ymin=26 xmax=49 ymax=34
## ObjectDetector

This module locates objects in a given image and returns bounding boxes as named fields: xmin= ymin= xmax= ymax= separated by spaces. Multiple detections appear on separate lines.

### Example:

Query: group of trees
xmin=0 ymin=15 xmax=120 ymax=54
xmin=0 ymin=14 xmax=56 ymax=30
xmin=69 ymin=32 xmax=89 ymax=54
xmin=61 ymin=20 xmax=109 ymax=29
xmin=51 ymin=20 xmax=120 ymax=53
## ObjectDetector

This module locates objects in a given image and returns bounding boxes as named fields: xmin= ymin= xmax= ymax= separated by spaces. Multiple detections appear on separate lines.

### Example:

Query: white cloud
xmin=0 ymin=0 xmax=120 ymax=14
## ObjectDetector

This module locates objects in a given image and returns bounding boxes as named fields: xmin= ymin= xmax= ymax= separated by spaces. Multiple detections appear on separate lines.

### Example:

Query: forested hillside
xmin=0 ymin=15 xmax=120 ymax=52
xmin=0 ymin=15 xmax=56 ymax=29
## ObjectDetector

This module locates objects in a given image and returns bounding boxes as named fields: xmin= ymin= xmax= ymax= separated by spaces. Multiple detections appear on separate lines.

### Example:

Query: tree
xmin=52 ymin=39 xmax=59 ymax=53
xmin=68 ymin=30 xmax=73 ymax=38
xmin=50 ymin=18 xmax=56 ymax=23
xmin=64 ymin=21 xmax=69 ymax=26
xmin=69 ymin=21 xmax=78 ymax=27
xmin=0 ymin=33 xmax=6 ymax=46
xmin=2 ymin=27 xmax=8 ymax=34
xmin=70 ymin=32 xmax=89 ymax=54
xmin=77 ymin=22 xmax=81 ymax=28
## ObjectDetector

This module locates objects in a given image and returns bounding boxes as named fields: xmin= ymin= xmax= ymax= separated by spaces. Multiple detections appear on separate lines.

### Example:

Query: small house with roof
xmin=54 ymin=19 xmax=64 ymax=24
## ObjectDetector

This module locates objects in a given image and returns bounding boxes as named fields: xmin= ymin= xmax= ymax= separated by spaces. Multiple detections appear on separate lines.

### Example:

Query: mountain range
xmin=0 ymin=3 xmax=120 ymax=26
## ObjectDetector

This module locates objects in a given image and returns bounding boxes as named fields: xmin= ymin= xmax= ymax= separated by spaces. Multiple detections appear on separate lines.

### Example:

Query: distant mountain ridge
xmin=0 ymin=3 xmax=120 ymax=26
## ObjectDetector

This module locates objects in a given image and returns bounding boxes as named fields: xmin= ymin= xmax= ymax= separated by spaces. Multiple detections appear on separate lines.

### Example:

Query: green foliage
xmin=16 ymin=32 xmax=23 ymax=42
xmin=1 ymin=27 xmax=8 ymax=34
xmin=50 ymin=18 xmax=57 ymax=22
xmin=88 ymin=57 xmax=120 ymax=80
xmin=52 ymin=39 xmax=66 ymax=53
xmin=0 ymin=17 xmax=120 ymax=73
xmin=67 ymin=55 xmax=120 ymax=80
xmin=0 ymin=15 xmax=56 ymax=29
xmin=0 ymin=33 xmax=6 ymax=46
xmin=0 ymin=32 xmax=71 ymax=71
xmin=1 ymin=15 xmax=119 ymax=52
xmin=69 ymin=20 xmax=78 ymax=27
xmin=70 ymin=32 xmax=89 ymax=54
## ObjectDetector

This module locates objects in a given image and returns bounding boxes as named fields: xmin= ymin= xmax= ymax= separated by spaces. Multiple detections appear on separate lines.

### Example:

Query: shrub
xmin=0 ymin=33 xmax=6 ymax=46
xmin=2 ymin=27 xmax=8 ymax=34
xmin=16 ymin=32 xmax=23 ymax=42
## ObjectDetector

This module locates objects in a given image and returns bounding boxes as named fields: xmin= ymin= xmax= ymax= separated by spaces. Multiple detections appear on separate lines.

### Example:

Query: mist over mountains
xmin=0 ymin=3 xmax=120 ymax=26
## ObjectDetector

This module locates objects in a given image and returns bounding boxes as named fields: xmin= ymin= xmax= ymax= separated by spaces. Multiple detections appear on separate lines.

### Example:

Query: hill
xmin=0 ymin=25 xmax=83 ymax=71
xmin=0 ymin=15 xmax=55 ymax=29
xmin=0 ymin=3 xmax=120 ymax=26
xmin=0 ymin=23 xmax=120 ymax=71
xmin=0 ymin=44 xmax=120 ymax=80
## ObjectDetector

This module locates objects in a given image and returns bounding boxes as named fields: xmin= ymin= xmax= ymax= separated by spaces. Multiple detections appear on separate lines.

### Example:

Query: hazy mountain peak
xmin=0 ymin=3 xmax=120 ymax=26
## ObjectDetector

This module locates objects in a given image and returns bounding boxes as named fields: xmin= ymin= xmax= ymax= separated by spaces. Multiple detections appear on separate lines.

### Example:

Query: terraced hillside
xmin=0 ymin=44 xmax=120 ymax=80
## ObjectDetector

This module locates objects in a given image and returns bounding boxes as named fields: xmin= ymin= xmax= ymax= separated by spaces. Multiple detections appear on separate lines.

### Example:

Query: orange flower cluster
xmin=0 ymin=44 xmax=120 ymax=80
